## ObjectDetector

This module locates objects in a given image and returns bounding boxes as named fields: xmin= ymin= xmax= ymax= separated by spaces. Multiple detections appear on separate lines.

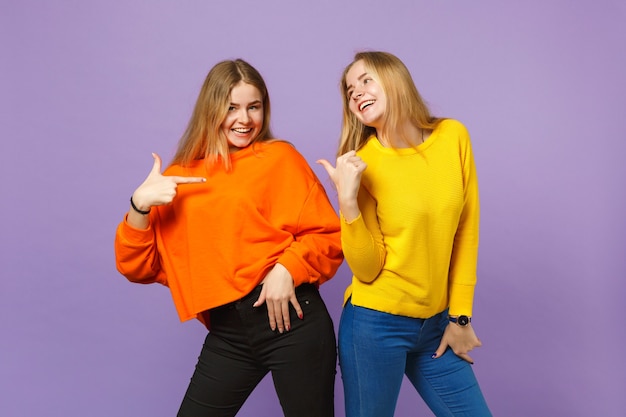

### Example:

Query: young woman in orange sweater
xmin=318 ymin=51 xmax=491 ymax=417
xmin=115 ymin=59 xmax=343 ymax=417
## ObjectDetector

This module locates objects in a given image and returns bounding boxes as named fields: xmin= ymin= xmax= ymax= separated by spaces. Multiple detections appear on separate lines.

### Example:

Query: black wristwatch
xmin=449 ymin=315 xmax=471 ymax=327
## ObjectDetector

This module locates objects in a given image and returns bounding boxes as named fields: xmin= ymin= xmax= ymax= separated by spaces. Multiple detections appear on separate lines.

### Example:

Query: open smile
xmin=359 ymin=100 xmax=375 ymax=111
xmin=232 ymin=128 xmax=253 ymax=134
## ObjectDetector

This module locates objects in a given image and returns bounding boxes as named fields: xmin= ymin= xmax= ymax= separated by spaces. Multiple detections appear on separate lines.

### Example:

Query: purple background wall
xmin=2 ymin=1 xmax=625 ymax=416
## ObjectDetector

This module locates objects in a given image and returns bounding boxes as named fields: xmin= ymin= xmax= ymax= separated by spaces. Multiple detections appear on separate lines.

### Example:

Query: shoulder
xmin=434 ymin=119 xmax=471 ymax=147
xmin=260 ymin=140 xmax=310 ymax=166
xmin=262 ymin=139 xmax=299 ymax=155
xmin=259 ymin=140 xmax=321 ymax=190
xmin=435 ymin=119 xmax=469 ymax=136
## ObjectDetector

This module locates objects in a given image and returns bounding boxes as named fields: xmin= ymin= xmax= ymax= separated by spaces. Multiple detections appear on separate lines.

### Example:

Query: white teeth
xmin=233 ymin=128 xmax=252 ymax=133
xmin=359 ymin=100 xmax=375 ymax=111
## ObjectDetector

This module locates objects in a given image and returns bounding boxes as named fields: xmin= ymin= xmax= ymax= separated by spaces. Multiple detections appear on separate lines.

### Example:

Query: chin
xmin=228 ymin=140 xmax=253 ymax=151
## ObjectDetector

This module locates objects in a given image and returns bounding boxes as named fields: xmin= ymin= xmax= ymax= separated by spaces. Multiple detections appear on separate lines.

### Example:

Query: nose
xmin=352 ymin=89 xmax=363 ymax=100
xmin=238 ymin=108 xmax=250 ymax=123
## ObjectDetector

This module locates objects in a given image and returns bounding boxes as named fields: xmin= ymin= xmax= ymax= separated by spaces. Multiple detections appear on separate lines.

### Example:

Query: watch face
xmin=458 ymin=315 xmax=470 ymax=326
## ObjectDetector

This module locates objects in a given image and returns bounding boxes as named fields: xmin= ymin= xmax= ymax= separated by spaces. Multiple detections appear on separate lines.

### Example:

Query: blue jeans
xmin=338 ymin=300 xmax=491 ymax=417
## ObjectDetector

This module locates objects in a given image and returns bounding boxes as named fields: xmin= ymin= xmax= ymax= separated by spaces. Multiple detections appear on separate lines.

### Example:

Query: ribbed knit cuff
xmin=448 ymin=283 xmax=475 ymax=317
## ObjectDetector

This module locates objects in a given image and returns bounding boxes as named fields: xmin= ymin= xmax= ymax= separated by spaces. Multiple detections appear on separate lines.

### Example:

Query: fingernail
xmin=431 ymin=354 xmax=437 ymax=359
xmin=298 ymin=313 xmax=303 ymax=319
xmin=286 ymin=324 xmax=291 ymax=331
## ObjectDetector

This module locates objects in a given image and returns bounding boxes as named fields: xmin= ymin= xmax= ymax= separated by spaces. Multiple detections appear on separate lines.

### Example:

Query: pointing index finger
xmin=170 ymin=176 xmax=207 ymax=184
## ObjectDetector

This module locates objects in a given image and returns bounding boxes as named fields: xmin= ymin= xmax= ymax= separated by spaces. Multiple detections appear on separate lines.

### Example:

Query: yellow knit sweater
xmin=342 ymin=119 xmax=479 ymax=318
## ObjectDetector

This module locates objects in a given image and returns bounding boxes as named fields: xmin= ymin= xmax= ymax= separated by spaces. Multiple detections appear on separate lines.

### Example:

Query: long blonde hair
xmin=172 ymin=59 xmax=273 ymax=169
xmin=337 ymin=51 xmax=442 ymax=156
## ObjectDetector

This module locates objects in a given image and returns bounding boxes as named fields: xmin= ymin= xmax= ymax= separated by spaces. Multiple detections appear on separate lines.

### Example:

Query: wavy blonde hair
xmin=337 ymin=51 xmax=442 ymax=156
xmin=171 ymin=59 xmax=273 ymax=169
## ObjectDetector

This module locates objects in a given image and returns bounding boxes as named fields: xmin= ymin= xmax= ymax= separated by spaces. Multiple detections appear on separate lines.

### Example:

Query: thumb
xmin=316 ymin=159 xmax=335 ymax=176
xmin=432 ymin=338 xmax=448 ymax=359
xmin=150 ymin=153 xmax=162 ymax=176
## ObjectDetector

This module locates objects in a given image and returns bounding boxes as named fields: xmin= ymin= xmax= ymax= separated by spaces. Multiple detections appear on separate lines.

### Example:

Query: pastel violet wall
xmin=1 ymin=1 xmax=624 ymax=416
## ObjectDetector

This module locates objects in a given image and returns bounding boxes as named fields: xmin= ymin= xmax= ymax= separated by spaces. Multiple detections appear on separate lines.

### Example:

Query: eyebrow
xmin=229 ymin=100 xmax=262 ymax=106
xmin=346 ymin=72 xmax=369 ymax=92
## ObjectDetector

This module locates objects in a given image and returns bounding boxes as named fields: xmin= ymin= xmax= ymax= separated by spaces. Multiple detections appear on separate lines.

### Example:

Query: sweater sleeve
xmin=340 ymin=185 xmax=386 ymax=283
xmin=114 ymin=215 xmax=168 ymax=286
xmin=278 ymin=181 xmax=343 ymax=287
xmin=447 ymin=125 xmax=479 ymax=316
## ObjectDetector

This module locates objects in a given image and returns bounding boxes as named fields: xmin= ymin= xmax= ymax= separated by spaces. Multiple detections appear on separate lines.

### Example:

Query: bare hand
xmin=432 ymin=323 xmax=482 ymax=364
xmin=253 ymin=263 xmax=303 ymax=333
xmin=132 ymin=153 xmax=206 ymax=210
xmin=317 ymin=151 xmax=367 ymax=222
xmin=317 ymin=151 xmax=367 ymax=202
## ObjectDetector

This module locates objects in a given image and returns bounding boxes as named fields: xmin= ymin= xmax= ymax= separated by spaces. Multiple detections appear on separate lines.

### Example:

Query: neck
xmin=376 ymin=122 xmax=424 ymax=148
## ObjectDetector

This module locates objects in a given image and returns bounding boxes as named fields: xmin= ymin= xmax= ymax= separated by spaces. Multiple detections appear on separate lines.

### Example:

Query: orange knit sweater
xmin=115 ymin=141 xmax=343 ymax=322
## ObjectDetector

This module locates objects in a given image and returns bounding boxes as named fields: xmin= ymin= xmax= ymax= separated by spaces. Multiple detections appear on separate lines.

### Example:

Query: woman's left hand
xmin=253 ymin=263 xmax=303 ymax=333
xmin=432 ymin=322 xmax=482 ymax=364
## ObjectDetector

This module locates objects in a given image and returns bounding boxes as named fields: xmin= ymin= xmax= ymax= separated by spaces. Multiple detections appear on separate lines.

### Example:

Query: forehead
xmin=345 ymin=60 xmax=367 ymax=85
xmin=229 ymin=81 xmax=262 ymax=102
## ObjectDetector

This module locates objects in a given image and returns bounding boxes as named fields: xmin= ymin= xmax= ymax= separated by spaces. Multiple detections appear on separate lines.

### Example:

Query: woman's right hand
xmin=432 ymin=323 xmax=482 ymax=365
xmin=317 ymin=151 xmax=367 ymax=222
xmin=127 ymin=153 xmax=206 ymax=228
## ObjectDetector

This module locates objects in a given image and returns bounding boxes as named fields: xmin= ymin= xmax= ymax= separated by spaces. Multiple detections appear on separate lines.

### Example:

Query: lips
xmin=359 ymin=100 xmax=375 ymax=111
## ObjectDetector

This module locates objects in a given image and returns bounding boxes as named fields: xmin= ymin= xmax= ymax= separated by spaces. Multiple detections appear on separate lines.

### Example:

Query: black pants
xmin=177 ymin=284 xmax=337 ymax=417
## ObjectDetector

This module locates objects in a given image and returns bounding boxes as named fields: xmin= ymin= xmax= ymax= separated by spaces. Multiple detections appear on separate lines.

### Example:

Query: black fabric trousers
xmin=177 ymin=284 xmax=337 ymax=417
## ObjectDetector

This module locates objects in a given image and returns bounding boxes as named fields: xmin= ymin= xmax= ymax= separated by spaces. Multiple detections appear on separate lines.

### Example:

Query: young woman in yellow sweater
xmin=115 ymin=59 xmax=343 ymax=417
xmin=319 ymin=51 xmax=491 ymax=417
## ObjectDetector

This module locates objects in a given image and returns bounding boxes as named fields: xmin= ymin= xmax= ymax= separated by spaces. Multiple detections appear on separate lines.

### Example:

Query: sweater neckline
xmin=367 ymin=130 xmax=437 ymax=155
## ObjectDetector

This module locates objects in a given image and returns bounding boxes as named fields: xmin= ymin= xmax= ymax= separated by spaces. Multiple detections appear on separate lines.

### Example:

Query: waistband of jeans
xmin=208 ymin=283 xmax=318 ymax=313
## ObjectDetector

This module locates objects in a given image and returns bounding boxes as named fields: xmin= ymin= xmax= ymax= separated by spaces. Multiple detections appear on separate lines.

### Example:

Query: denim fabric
xmin=338 ymin=299 xmax=491 ymax=417
xmin=178 ymin=284 xmax=336 ymax=417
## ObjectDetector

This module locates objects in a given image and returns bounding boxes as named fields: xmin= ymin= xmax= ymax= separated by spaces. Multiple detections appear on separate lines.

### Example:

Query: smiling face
xmin=221 ymin=81 xmax=264 ymax=153
xmin=345 ymin=59 xmax=387 ymax=131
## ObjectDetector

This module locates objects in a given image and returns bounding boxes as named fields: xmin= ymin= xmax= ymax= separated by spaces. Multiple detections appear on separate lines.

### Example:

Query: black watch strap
xmin=449 ymin=315 xmax=471 ymax=326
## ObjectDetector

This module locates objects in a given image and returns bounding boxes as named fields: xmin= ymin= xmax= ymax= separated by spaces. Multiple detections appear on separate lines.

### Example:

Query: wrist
xmin=130 ymin=195 xmax=151 ymax=215
xmin=339 ymin=200 xmax=360 ymax=223
xmin=448 ymin=315 xmax=472 ymax=327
